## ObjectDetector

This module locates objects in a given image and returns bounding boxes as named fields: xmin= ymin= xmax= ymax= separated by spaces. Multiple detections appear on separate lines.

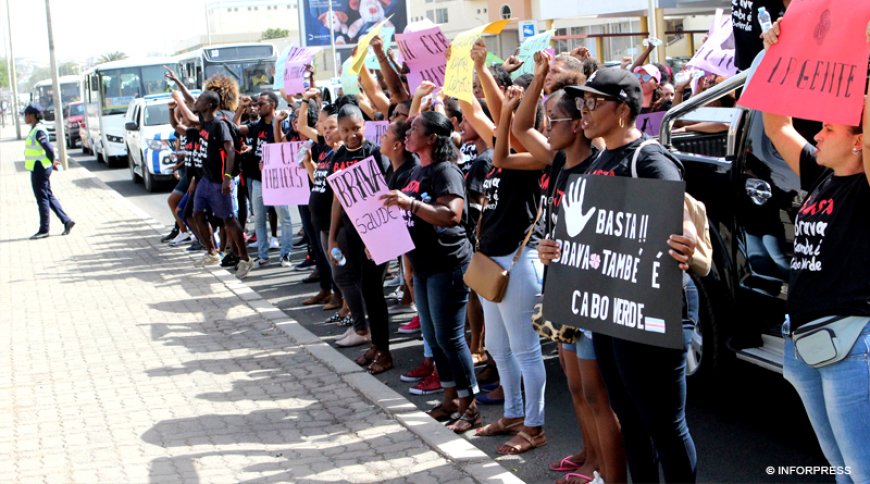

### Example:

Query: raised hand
xmin=503 ymin=85 xmax=524 ymax=112
xmin=761 ymin=18 xmax=782 ymax=50
xmin=370 ymin=35 xmax=384 ymax=53
xmin=276 ymin=110 xmax=290 ymax=121
xmin=561 ymin=178 xmax=596 ymax=238
xmin=414 ymin=81 xmax=437 ymax=99
xmin=163 ymin=65 xmax=180 ymax=83
xmin=470 ymin=39 xmax=487 ymax=69
xmin=533 ymin=50 xmax=551 ymax=77
xmin=570 ymin=46 xmax=591 ymax=60
xmin=303 ymin=88 xmax=319 ymax=100
xmin=502 ymin=55 xmax=524 ymax=73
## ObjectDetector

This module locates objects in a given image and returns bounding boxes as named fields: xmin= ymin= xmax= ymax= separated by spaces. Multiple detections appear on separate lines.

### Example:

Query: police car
xmin=123 ymin=95 xmax=178 ymax=192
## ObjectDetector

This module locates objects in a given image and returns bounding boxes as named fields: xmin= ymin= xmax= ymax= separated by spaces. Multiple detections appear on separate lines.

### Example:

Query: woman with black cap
xmin=538 ymin=68 xmax=699 ymax=482
xmin=23 ymin=104 xmax=74 ymax=239
xmin=381 ymin=111 xmax=479 ymax=433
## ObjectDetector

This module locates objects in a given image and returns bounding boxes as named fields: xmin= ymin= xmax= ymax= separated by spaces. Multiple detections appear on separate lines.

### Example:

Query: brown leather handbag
xmin=464 ymin=199 xmax=543 ymax=303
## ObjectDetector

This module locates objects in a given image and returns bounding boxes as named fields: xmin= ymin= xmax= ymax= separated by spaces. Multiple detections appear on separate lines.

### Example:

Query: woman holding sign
xmin=537 ymin=68 xmax=698 ymax=483
xmin=381 ymin=111 xmax=480 ymax=433
xmin=761 ymin=20 xmax=870 ymax=481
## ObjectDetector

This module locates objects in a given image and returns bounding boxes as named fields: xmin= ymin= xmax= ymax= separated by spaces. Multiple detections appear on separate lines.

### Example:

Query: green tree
xmin=261 ymin=28 xmax=289 ymax=40
xmin=58 ymin=61 xmax=81 ymax=76
xmin=26 ymin=66 xmax=53 ymax=92
xmin=97 ymin=51 xmax=127 ymax=64
xmin=0 ymin=58 xmax=8 ymax=89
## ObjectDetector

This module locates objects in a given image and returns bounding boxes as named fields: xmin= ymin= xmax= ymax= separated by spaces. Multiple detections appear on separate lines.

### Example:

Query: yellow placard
xmin=349 ymin=16 xmax=393 ymax=75
xmin=441 ymin=19 xmax=511 ymax=103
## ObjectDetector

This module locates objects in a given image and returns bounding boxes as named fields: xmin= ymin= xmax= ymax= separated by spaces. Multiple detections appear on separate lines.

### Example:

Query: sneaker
xmin=400 ymin=360 xmax=434 ymax=383
xmin=292 ymin=236 xmax=309 ymax=249
xmin=338 ymin=315 xmax=353 ymax=327
xmin=221 ymin=253 xmax=240 ymax=267
xmin=397 ymin=316 xmax=421 ymax=334
xmin=384 ymin=274 xmax=402 ymax=287
xmin=30 ymin=231 xmax=49 ymax=240
xmin=325 ymin=312 xmax=343 ymax=324
xmin=280 ymin=254 xmax=293 ymax=268
xmin=269 ymin=237 xmax=280 ymax=251
xmin=294 ymin=255 xmax=316 ymax=271
xmin=409 ymin=371 xmax=442 ymax=395
xmin=247 ymin=238 xmax=259 ymax=248
xmin=236 ymin=258 xmax=254 ymax=279
xmin=161 ymin=226 xmax=179 ymax=243
xmin=169 ymin=232 xmax=193 ymax=247
xmin=198 ymin=252 xmax=221 ymax=267
xmin=61 ymin=221 xmax=76 ymax=236
xmin=253 ymin=258 xmax=270 ymax=268
xmin=186 ymin=240 xmax=204 ymax=252
xmin=387 ymin=286 xmax=404 ymax=301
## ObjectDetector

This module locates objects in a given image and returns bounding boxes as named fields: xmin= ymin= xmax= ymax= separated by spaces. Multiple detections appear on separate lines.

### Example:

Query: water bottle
xmin=296 ymin=139 xmax=314 ymax=163
xmin=674 ymin=71 xmax=689 ymax=85
xmin=331 ymin=247 xmax=346 ymax=266
xmin=757 ymin=7 xmax=773 ymax=33
xmin=642 ymin=37 xmax=662 ymax=48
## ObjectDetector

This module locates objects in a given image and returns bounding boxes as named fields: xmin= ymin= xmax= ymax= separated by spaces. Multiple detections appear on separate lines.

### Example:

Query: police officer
xmin=24 ymin=104 xmax=74 ymax=239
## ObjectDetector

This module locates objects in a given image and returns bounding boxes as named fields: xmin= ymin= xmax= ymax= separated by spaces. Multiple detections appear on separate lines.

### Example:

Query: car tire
xmin=65 ymin=134 xmax=73 ymax=149
xmin=686 ymin=273 xmax=725 ymax=388
xmin=129 ymin=153 xmax=142 ymax=184
xmin=143 ymin=153 xmax=155 ymax=192
xmin=96 ymin=150 xmax=105 ymax=164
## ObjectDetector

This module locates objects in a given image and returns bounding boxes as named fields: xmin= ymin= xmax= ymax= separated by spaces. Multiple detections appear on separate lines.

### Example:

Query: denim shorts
xmin=172 ymin=174 xmax=189 ymax=194
xmin=193 ymin=178 xmax=234 ymax=219
xmin=562 ymin=330 xmax=596 ymax=360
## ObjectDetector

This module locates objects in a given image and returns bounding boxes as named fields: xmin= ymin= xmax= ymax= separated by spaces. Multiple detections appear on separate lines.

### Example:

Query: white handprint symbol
xmin=562 ymin=178 xmax=596 ymax=238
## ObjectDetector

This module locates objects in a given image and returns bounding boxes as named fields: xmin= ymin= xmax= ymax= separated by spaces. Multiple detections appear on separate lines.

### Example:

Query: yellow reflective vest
xmin=24 ymin=124 xmax=52 ymax=171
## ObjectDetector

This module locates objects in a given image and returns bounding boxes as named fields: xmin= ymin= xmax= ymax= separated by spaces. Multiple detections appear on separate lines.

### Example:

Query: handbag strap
xmin=506 ymin=198 xmax=545 ymax=273
xmin=473 ymin=198 xmax=488 ymax=251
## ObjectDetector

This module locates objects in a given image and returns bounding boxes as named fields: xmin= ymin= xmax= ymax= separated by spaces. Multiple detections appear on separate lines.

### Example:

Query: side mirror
xmin=124 ymin=121 xmax=139 ymax=131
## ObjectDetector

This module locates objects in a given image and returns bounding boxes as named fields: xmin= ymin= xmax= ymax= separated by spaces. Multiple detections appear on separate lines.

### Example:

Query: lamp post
xmin=45 ymin=0 xmax=67 ymax=168
xmin=4 ymin=0 xmax=22 ymax=139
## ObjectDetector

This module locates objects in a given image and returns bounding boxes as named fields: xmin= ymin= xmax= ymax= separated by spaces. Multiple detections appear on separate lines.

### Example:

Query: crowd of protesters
xmin=131 ymin=4 xmax=870 ymax=481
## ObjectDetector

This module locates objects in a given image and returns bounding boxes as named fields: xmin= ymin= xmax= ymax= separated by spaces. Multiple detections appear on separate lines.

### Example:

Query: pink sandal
xmin=549 ymin=455 xmax=583 ymax=472
xmin=557 ymin=473 xmax=592 ymax=484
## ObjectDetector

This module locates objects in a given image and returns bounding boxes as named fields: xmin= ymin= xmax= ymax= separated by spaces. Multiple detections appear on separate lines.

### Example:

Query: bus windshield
xmin=33 ymin=83 xmax=80 ymax=111
xmin=100 ymin=64 xmax=178 ymax=115
xmin=204 ymin=60 xmax=274 ymax=95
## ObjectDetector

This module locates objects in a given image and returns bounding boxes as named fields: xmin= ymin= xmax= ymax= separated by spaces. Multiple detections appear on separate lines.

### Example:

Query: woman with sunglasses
xmin=540 ymin=68 xmax=698 ymax=482
xmin=632 ymin=64 xmax=663 ymax=114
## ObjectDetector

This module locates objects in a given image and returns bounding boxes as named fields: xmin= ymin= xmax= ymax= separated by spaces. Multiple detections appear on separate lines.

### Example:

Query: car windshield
xmin=204 ymin=60 xmax=274 ymax=96
xmin=68 ymin=104 xmax=84 ymax=116
xmin=144 ymin=103 xmax=170 ymax=126
xmin=100 ymin=65 xmax=178 ymax=116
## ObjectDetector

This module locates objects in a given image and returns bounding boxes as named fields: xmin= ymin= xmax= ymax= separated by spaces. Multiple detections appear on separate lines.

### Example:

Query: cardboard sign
xmin=396 ymin=25 xmax=450 ymax=95
xmin=442 ymin=19 xmax=510 ymax=103
xmin=511 ymin=30 xmax=554 ymax=80
xmin=349 ymin=16 xmax=393 ymax=74
xmin=365 ymin=26 xmax=396 ymax=70
xmin=542 ymin=175 xmax=685 ymax=349
xmin=284 ymin=47 xmax=320 ymax=94
xmin=686 ymin=9 xmax=737 ymax=77
xmin=340 ymin=56 xmax=361 ymax=95
xmin=364 ymin=121 xmax=390 ymax=147
xmin=273 ymin=46 xmax=291 ymax=90
xmin=637 ymin=111 xmax=667 ymax=137
xmin=326 ymin=156 xmax=414 ymax=265
xmin=738 ymin=0 xmax=870 ymax=126
xmin=262 ymin=142 xmax=311 ymax=206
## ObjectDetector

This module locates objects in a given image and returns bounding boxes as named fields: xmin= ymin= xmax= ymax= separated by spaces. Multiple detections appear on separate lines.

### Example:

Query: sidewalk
xmin=0 ymin=130 xmax=520 ymax=483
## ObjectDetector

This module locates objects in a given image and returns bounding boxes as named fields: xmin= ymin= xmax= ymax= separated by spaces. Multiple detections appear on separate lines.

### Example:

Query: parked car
xmin=64 ymin=101 xmax=85 ymax=149
xmin=659 ymin=72 xmax=821 ymax=382
xmin=123 ymin=95 xmax=177 ymax=192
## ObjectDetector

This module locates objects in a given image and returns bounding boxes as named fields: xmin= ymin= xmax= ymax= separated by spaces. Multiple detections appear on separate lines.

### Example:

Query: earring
xmin=572 ymin=128 xmax=577 ymax=134
xmin=619 ymin=117 xmax=625 ymax=128
xmin=852 ymin=149 xmax=861 ymax=155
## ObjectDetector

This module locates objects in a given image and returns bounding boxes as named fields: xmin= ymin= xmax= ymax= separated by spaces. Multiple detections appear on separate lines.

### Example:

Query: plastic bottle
xmin=296 ymin=139 xmax=314 ymax=161
xmin=642 ymin=37 xmax=663 ymax=48
xmin=674 ymin=71 xmax=689 ymax=85
xmin=757 ymin=7 xmax=773 ymax=33
xmin=331 ymin=247 xmax=347 ymax=266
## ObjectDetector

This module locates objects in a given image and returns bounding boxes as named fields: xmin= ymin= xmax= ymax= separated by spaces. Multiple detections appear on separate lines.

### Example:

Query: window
xmin=435 ymin=7 xmax=448 ymax=23
xmin=425 ymin=10 xmax=434 ymax=22
xmin=500 ymin=5 xmax=511 ymax=19
xmin=144 ymin=103 xmax=170 ymax=127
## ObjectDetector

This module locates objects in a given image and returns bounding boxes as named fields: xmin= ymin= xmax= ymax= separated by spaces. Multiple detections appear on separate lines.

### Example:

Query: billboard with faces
xmin=300 ymin=0 xmax=409 ymax=48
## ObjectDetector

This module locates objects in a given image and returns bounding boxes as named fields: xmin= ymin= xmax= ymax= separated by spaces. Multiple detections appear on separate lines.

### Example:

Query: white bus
xmin=175 ymin=43 xmax=276 ymax=98
xmin=30 ymin=75 xmax=81 ymax=140
xmin=82 ymin=57 xmax=180 ymax=165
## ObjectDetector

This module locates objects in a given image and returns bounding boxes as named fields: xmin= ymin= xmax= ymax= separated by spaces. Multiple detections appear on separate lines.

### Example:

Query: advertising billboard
xmin=300 ymin=0 xmax=408 ymax=48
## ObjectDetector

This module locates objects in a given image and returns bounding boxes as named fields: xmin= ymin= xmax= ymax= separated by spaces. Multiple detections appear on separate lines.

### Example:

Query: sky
xmin=3 ymin=0 xmax=209 ymax=63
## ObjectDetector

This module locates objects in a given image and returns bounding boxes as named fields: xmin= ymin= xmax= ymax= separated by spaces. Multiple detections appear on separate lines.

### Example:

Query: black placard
xmin=542 ymin=175 xmax=685 ymax=349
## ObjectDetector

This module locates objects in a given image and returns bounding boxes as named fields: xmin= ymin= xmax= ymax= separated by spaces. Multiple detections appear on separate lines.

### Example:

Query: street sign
xmin=518 ymin=20 xmax=537 ymax=42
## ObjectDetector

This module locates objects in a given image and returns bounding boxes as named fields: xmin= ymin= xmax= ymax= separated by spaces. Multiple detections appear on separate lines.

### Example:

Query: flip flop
xmin=557 ymin=472 xmax=593 ymax=484
xmin=549 ymin=455 xmax=583 ymax=472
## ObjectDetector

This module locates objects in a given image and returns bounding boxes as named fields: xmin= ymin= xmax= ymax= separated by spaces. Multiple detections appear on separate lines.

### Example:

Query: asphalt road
xmin=72 ymin=148 xmax=830 ymax=483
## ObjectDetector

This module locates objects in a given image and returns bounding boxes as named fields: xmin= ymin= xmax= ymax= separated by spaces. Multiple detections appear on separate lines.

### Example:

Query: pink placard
xmin=262 ymin=142 xmax=311 ymax=206
xmin=686 ymin=14 xmax=737 ymax=78
xmin=326 ymin=156 xmax=415 ymax=265
xmin=396 ymin=26 xmax=449 ymax=95
xmin=283 ymin=47 xmax=319 ymax=95
xmin=738 ymin=0 xmax=870 ymax=126
xmin=364 ymin=121 xmax=390 ymax=147
xmin=636 ymin=111 xmax=667 ymax=137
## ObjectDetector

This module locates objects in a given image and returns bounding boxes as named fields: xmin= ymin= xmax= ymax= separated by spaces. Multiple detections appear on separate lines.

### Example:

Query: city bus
xmin=175 ymin=43 xmax=276 ymax=97
xmin=81 ymin=57 xmax=180 ymax=165
xmin=30 ymin=75 xmax=82 ymax=140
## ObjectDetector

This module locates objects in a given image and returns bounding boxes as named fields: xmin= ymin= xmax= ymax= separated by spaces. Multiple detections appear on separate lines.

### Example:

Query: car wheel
xmin=96 ymin=150 xmax=104 ymax=163
xmin=143 ymin=154 xmax=154 ymax=192
xmin=65 ymin=134 xmax=72 ymax=149
xmin=129 ymin=153 xmax=142 ymax=184
xmin=686 ymin=273 xmax=724 ymax=386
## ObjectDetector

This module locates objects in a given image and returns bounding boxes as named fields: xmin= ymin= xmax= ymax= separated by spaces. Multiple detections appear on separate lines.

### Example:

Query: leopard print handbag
xmin=532 ymin=302 xmax=581 ymax=344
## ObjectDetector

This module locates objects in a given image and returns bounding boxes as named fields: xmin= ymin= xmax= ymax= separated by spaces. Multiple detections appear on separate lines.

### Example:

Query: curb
xmin=71 ymin=158 xmax=523 ymax=484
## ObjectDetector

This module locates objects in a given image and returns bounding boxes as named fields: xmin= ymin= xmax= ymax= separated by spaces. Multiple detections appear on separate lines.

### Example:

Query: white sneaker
xmin=280 ymin=254 xmax=293 ymax=267
xmin=236 ymin=258 xmax=253 ymax=279
xmin=169 ymin=232 xmax=193 ymax=247
xmin=198 ymin=252 xmax=221 ymax=268
xmin=269 ymin=237 xmax=280 ymax=251
xmin=252 ymin=257 xmax=270 ymax=269
xmin=383 ymin=274 xmax=402 ymax=287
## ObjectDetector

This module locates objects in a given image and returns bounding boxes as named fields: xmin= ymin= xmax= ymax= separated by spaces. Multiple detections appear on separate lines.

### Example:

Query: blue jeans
xmin=247 ymin=178 xmax=292 ymax=259
xmin=414 ymin=264 xmax=478 ymax=398
xmin=783 ymin=318 xmax=870 ymax=484
xmin=478 ymin=247 xmax=546 ymax=427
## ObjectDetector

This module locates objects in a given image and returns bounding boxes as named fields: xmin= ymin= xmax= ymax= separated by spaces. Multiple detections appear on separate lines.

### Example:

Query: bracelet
xmin=411 ymin=199 xmax=421 ymax=214
xmin=224 ymin=173 xmax=232 ymax=179
xmin=301 ymin=99 xmax=309 ymax=104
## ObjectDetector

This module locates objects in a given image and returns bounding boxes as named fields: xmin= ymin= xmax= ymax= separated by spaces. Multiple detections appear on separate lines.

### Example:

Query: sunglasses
xmin=635 ymin=72 xmax=655 ymax=83
xmin=575 ymin=97 xmax=616 ymax=112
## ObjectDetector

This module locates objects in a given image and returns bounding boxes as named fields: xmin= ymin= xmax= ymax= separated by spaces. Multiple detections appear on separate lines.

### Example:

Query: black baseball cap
xmin=564 ymin=68 xmax=642 ymax=115
xmin=24 ymin=104 xmax=42 ymax=116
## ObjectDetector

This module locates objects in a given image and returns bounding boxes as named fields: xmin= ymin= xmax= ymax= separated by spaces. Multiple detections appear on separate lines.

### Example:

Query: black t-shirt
xmin=309 ymin=138 xmax=337 ymax=232
xmin=183 ymin=128 xmax=200 ymax=179
xmin=388 ymin=154 xmax=419 ymax=191
xmin=587 ymin=136 xmax=683 ymax=181
xmin=198 ymin=117 xmax=233 ymax=183
xmin=732 ymin=0 xmax=785 ymax=71
xmin=242 ymin=119 xmax=274 ymax=181
xmin=463 ymin=148 xmax=493 ymax=241
xmin=478 ymin=162 xmax=544 ymax=257
xmin=400 ymin=161 xmax=472 ymax=275
xmin=335 ymin=142 xmax=388 ymax=241
xmin=787 ymin=144 xmax=870 ymax=328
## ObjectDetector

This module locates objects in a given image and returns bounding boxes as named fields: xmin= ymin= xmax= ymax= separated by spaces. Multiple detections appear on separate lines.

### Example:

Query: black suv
xmin=660 ymin=72 xmax=823 ymax=381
